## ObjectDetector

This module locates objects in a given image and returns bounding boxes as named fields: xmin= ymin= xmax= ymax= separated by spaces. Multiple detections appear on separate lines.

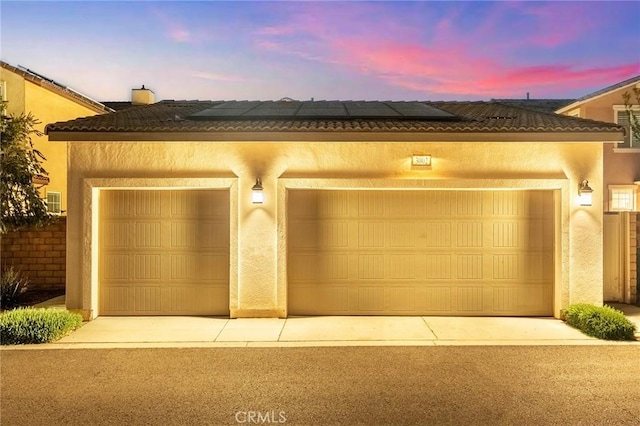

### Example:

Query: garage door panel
xmin=288 ymin=189 xmax=554 ymax=316
xmin=169 ymin=253 xmax=228 ymax=281
xmin=103 ymin=222 xmax=131 ymax=248
xmin=100 ymin=189 xmax=230 ymax=316
xmin=134 ymin=286 xmax=162 ymax=312
xmin=425 ymin=287 xmax=452 ymax=311
xmin=134 ymin=191 xmax=162 ymax=217
xmin=387 ymin=287 xmax=416 ymax=311
xmin=101 ymin=286 xmax=132 ymax=313
xmin=170 ymin=221 xmax=228 ymax=248
xmin=169 ymin=286 xmax=228 ymax=314
xmin=456 ymin=192 xmax=484 ymax=216
xmin=424 ymin=222 xmax=452 ymax=247
xmin=388 ymin=222 xmax=418 ymax=247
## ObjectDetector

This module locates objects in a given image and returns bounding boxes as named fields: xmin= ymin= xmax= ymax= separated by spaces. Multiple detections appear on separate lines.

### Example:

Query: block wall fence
xmin=1 ymin=218 xmax=66 ymax=291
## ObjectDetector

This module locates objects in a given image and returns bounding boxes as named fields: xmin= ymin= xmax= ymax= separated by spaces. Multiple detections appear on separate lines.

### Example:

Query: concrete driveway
xmin=14 ymin=314 xmax=635 ymax=349
xmin=19 ymin=297 xmax=638 ymax=349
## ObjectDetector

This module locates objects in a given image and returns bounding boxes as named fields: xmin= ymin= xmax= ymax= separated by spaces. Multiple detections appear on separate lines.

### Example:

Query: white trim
xmin=613 ymin=104 xmax=640 ymax=112
xmin=613 ymin=148 xmax=640 ymax=153
xmin=82 ymin=178 xmax=238 ymax=319
xmin=277 ymin=178 xmax=570 ymax=319
xmin=608 ymin=185 xmax=638 ymax=212
xmin=613 ymin=107 xmax=640 ymax=148
xmin=46 ymin=191 xmax=62 ymax=215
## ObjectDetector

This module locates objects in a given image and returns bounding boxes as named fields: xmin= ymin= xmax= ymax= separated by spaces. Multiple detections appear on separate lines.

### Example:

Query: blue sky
xmin=1 ymin=1 xmax=639 ymax=102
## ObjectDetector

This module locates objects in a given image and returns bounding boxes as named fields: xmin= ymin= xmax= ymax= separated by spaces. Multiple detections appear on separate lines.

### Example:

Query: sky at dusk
xmin=1 ymin=1 xmax=639 ymax=103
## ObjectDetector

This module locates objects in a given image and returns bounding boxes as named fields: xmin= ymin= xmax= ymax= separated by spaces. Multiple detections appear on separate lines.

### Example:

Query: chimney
xmin=526 ymin=92 xmax=530 ymax=101
xmin=131 ymin=85 xmax=155 ymax=105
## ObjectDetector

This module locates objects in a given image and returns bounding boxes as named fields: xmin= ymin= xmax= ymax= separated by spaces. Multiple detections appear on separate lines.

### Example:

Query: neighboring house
xmin=0 ymin=61 xmax=115 ymax=292
xmin=46 ymin=100 xmax=623 ymax=320
xmin=556 ymin=76 xmax=640 ymax=305
xmin=0 ymin=61 xmax=114 ymax=214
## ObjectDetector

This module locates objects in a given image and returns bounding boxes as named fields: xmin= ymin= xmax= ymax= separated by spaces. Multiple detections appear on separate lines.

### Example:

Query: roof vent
xmin=132 ymin=85 xmax=155 ymax=105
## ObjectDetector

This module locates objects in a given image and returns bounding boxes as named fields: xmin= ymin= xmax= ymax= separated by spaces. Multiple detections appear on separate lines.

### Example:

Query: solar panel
xmin=190 ymin=101 xmax=261 ymax=118
xmin=189 ymin=100 xmax=458 ymax=120
xmin=345 ymin=102 xmax=401 ymax=117
xmin=297 ymin=101 xmax=347 ymax=117
xmin=389 ymin=102 xmax=457 ymax=118
xmin=242 ymin=101 xmax=302 ymax=116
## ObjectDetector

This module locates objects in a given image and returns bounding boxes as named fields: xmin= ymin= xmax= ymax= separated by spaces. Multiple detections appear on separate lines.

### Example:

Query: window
xmin=46 ymin=191 xmax=62 ymax=214
xmin=608 ymin=185 xmax=637 ymax=212
xmin=614 ymin=107 xmax=640 ymax=148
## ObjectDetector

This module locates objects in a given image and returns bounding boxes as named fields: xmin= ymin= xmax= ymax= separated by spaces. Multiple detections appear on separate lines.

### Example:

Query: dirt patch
xmin=17 ymin=289 xmax=65 ymax=307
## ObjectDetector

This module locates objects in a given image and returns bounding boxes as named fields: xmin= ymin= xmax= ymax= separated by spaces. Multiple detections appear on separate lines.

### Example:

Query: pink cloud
xmin=191 ymin=71 xmax=255 ymax=83
xmin=519 ymin=3 xmax=598 ymax=48
xmin=251 ymin=2 xmax=639 ymax=98
xmin=151 ymin=8 xmax=192 ymax=43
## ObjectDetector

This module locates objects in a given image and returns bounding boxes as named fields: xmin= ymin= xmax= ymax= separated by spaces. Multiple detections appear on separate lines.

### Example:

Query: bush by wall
xmin=564 ymin=303 xmax=637 ymax=340
xmin=0 ymin=307 xmax=82 ymax=345
xmin=1 ymin=266 xmax=30 ymax=309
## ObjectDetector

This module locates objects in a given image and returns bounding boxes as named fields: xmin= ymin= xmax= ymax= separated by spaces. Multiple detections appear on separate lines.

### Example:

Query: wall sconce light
xmin=578 ymin=180 xmax=593 ymax=206
xmin=412 ymin=154 xmax=432 ymax=166
xmin=251 ymin=178 xmax=264 ymax=204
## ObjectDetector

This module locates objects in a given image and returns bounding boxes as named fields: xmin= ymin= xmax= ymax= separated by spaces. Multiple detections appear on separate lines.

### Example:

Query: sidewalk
xmin=7 ymin=297 xmax=636 ymax=349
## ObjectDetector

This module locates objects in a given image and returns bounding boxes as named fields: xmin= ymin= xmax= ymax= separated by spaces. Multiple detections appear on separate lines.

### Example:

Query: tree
xmin=622 ymin=86 xmax=640 ymax=147
xmin=0 ymin=101 xmax=52 ymax=234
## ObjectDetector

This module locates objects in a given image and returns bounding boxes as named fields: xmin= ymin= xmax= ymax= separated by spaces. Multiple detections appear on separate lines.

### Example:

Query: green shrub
xmin=565 ymin=303 xmax=636 ymax=340
xmin=1 ymin=266 xmax=29 ymax=309
xmin=0 ymin=307 xmax=83 ymax=345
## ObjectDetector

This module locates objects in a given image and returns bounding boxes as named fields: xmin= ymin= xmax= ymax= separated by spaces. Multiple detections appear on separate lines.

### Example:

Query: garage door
xmin=99 ymin=189 xmax=229 ymax=316
xmin=288 ymin=190 xmax=554 ymax=316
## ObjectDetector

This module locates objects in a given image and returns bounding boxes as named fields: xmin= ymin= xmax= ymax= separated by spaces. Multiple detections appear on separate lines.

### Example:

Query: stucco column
xmin=232 ymin=175 xmax=282 ymax=317
xmin=569 ymin=160 xmax=604 ymax=307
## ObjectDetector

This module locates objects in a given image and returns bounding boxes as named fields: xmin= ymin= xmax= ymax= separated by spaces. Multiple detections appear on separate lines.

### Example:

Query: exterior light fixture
xmin=412 ymin=154 xmax=432 ymax=166
xmin=251 ymin=178 xmax=264 ymax=204
xmin=578 ymin=180 xmax=593 ymax=206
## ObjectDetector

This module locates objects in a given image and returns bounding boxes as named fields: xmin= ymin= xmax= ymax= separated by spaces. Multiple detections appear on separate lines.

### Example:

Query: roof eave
xmin=46 ymin=130 xmax=625 ymax=143
xmin=556 ymin=78 xmax=640 ymax=114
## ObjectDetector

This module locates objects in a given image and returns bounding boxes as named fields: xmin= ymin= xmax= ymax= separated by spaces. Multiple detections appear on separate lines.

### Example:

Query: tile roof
xmin=491 ymin=99 xmax=575 ymax=114
xmin=101 ymin=101 xmax=137 ymax=111
xmin=45 ymin=99 xmax=622 ymax=135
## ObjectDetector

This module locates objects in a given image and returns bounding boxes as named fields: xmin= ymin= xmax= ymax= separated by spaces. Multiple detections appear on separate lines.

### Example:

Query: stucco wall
xmin=0 ymin=68 xmax=26 ymax=114
xmin=24 ymin=83 xmax=102 ymax=213
xmin=560 ymin=85 xmax=640 ymax=208
xmin=603 ymin=146 xmax=640 ymax=212
xmin=65 ymin=139 xmax=604 ymax=319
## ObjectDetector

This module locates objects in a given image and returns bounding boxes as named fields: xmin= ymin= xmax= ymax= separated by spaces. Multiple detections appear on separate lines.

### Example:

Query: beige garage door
xmin=288 ymin=190 xmax=554 ymax=316
xmin=99 ymin=189 xmax=230 ymax=316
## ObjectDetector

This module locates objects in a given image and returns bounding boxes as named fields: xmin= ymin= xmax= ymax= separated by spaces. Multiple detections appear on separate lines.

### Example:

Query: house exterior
xmin=46 ymin=100 xmax=624 ymax=320
xmin=556 ymin=76 xmax=640 ymax=304
xmin=0 ymin=61 xmax=113 ymax=214
xmin=0 ymin=61 xmax=114 ymax=291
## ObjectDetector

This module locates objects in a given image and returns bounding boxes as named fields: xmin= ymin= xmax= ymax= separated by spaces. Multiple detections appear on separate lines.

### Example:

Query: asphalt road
xmin=1 ymin=346 xmax=639 ymax=425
